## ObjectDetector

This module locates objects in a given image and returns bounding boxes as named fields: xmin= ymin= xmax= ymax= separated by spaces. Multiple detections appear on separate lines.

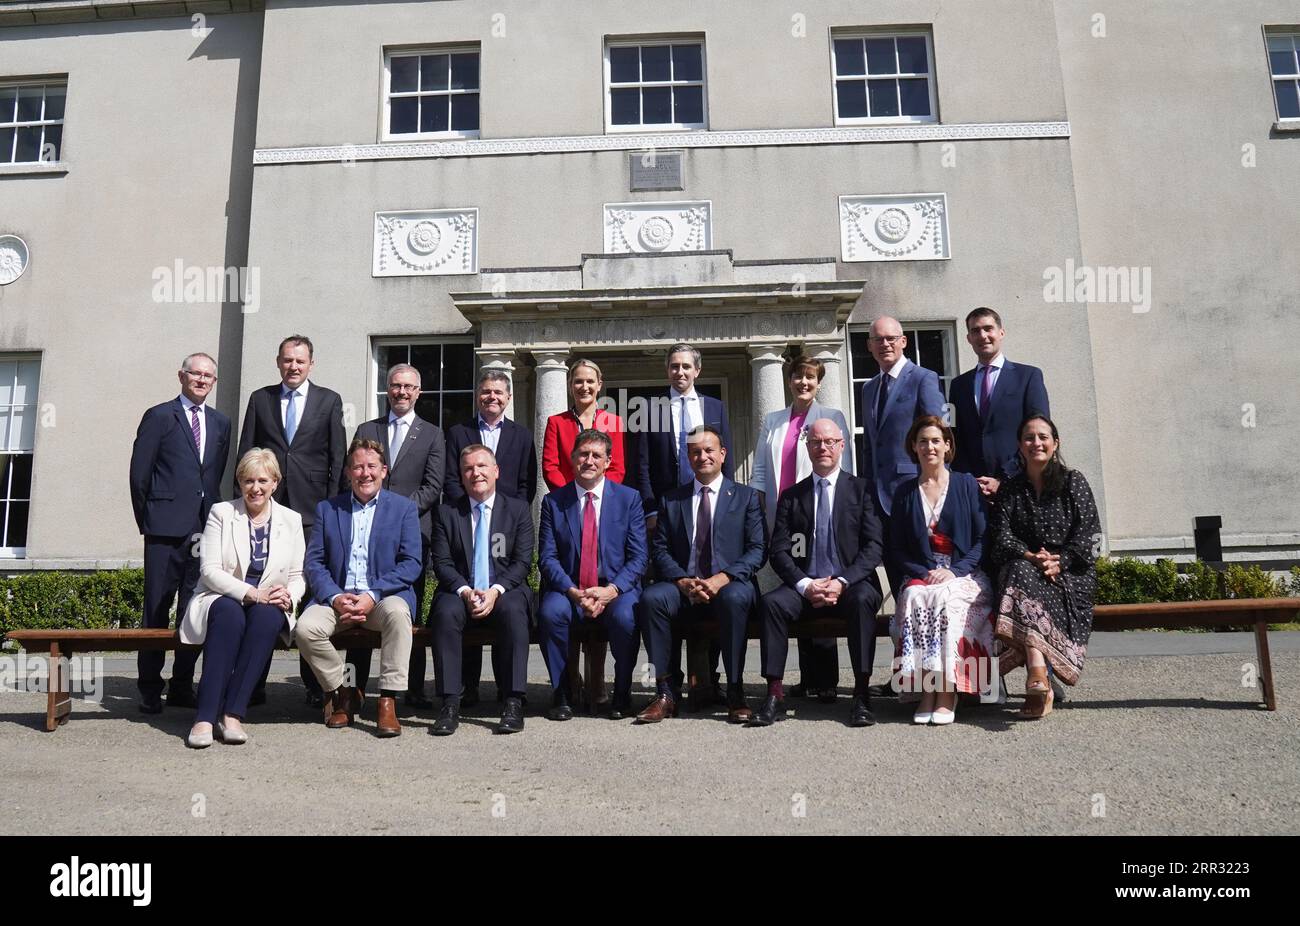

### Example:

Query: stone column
xmin=531 ymin=349 xmax=571 ymax=464
xmin=476 ymin=349 xmax=518 ymax=420
xmin=804 ymin=337 xmax=848 ymax=415
xmin=748 ymin=342 xmax=789 ymax=433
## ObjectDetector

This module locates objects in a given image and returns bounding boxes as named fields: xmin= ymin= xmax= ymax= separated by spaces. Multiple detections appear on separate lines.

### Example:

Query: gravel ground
xmin=1 ymin=632 xmax=1297 ymax=835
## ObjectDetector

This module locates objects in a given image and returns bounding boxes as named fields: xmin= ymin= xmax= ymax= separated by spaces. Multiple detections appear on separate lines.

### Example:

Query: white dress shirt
xmin=179 ymin=394 xmax=207 ymax=461
xmin=576 ymin=477 xmax=606 ymax=525
xmin=670 ymin=388 xmax=702 ymax=441
xmin=974 ymin=353 xmax=1005 ymax=415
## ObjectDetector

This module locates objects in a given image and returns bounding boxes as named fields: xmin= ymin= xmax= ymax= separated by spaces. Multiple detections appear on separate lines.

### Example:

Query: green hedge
xmin=1095 ymin=557 xmax=1299 ymax=605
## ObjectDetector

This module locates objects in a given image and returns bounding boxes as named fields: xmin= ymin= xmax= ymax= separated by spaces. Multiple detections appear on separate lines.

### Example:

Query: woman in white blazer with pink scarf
xmin=181 ymin=449 xmax=305 ymax=747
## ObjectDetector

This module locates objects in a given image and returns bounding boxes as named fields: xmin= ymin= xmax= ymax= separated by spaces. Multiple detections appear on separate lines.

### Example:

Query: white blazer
xmin=180 ymin=498 xmax=306 ymax=645
xmin=750 ymin=403 xmax=855 ymax=529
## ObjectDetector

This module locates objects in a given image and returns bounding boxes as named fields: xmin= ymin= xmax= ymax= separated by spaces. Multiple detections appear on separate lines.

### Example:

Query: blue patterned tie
xmin=813 ymin=477 xmax=835 ymax=577
xmin=676 ymin=396 xmax=690 ymax=482
xmin=473 ymin=502 xmax=491 ymax=589
xmin=283 ymin=389 xmax=299 ymax=444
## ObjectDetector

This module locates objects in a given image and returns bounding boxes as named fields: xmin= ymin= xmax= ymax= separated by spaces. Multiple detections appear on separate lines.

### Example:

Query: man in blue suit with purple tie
xmin=537 ymin=430 xmax=648 ymax=721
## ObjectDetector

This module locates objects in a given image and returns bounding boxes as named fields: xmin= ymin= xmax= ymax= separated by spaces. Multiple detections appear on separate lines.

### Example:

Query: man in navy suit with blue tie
xmin=129 ymin=352 xmax=231 ymax=713
xmin=948 ymin=307 xmax=1050 ymax=498
xmin=635 ymin=425 xmax=766 ymax=725
xmin=537 ymin=429 xmax=648 ymax=721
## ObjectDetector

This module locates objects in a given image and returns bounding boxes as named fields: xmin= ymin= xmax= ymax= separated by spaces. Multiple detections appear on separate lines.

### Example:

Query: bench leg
xmin=584 ymin=639 xmax=607 ymax=707
xmin=1253 ymin=618 xmax=1277 ymax=711
xmin=46 ymin=642 xmax=73 ymax=732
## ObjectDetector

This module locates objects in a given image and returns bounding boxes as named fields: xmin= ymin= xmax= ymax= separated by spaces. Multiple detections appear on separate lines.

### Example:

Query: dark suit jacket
xmin=888 ymin=471 xmax=986 ymax=580
xmin=637 ymin=393 xmax=734 ymax=512
xmin=351 ymin=414 xmax=444 ymax=544
xmin=237 ymin=382 xmax=346 ymax=530
xmin=539 ymin=480 xmax=647 ymax=595
xmin=305 ymin=489 xmax=423 ymax=616
xmin=650 ymin=478 xmax=766 ymax=583
xmin=431 ymin=493 xmax=535 ymax=610
xmin=860 ymin=361 xmax=946 ymax=516
xmin=770 ymin=472 xmax=883 ymax=592
xmin=130 ymin=398 xmax=231 ymax=537
xmin=443 ymin=418 xmax=537 ymax=505
xmin=948 ymin=360 xmax=1050 ymax=480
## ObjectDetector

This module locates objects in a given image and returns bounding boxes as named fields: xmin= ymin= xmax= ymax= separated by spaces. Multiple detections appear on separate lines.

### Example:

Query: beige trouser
xmin=296 ymin=596 xmax=412 ymax=693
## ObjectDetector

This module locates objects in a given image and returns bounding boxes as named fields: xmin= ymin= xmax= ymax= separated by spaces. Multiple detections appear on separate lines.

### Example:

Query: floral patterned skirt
xmin=994 ymin=560 xmax=1094 ymax=686
xmin=891 ymin=565 xmax=995 ymax=697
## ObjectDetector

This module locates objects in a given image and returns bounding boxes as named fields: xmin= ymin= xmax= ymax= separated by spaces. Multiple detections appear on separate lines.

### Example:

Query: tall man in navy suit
xmin=859 ymin=316 xmax=945 ymax=592
xmin=344 ymin=362 xmax=444 ymax=707
xmin=129 ymin=352 xmax=231 ymax=713
xmin=537 ymin=430 xmax=648 ymax=721
xmin=238 ymin=334 xmax=347 ymax=705
xmin=443 ymin=370 xmax=537 ymax=704
xmin=949 ymin=307 xmax=1050 ymax=498
xmin=636 ymin=425 xmax=767 ymax=725
xmin=296 ymin=438 xmax=422 ymax=737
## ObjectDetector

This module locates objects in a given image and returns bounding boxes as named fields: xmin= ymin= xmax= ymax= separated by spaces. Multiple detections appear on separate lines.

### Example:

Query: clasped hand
xmin=803 ymin=577 xmax=844 ymax=607
xmin=568 ymin=585 xmax=618 ymax=619
xmin=677 ymin=573 xmax=730 ymax=605
xmin=1029 ymin=548 xmax=1062 ymax=581
xmin=332 ymin=592 xmax=376 ymax=623
xmin=250 ymin=584 xmax=292 ymax=610
xmin=460 ymin=586 xmax=500 ymax=619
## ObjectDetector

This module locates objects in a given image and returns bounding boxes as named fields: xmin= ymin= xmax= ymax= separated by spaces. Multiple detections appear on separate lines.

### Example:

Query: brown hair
xmin=905 ymin=415 xmax=955 ymax=465
xmin=784 ymin=354 xmax=825 ymax=383
xmin=347 ymin=437 xmax=387 ymax=467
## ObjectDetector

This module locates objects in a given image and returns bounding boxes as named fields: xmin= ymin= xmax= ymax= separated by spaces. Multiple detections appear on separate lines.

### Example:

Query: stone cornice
xmin=0 ymin=1 xmax=262 ymax=27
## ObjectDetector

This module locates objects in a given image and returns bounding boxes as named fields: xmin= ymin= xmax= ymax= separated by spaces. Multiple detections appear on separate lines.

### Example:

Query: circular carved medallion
xmin=0 ymin=235 xmax=29 ymax=285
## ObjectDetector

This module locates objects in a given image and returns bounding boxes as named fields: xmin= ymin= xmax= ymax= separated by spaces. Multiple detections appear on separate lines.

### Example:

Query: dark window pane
xmin=5 ymin=500 xmax=29 ymax=548
xmin=611 ymin=87 xmax=640 ymax=124
xmin=450 ymin=53 xmax=478 ymax=90
xmin=610 ymin=46 xmax=639 ymax=83
xmin=0 ymin=87 xmax=15 ymax=122
xmin=443 ymin=343 xmax=474 ymax=390
xmin=420 ymin=54 xmax=449 ymax=91
xmin=451 ymin=93 xmax=479 ymax=131
xmin=865 ymin=38 xmax=896 ymax=75
xmin=420 ymin=97 xmax=450 ymax=133
xmin=10 ymin=454 xmax=32 ymax=500
xmin=0 ymin=128 xmax=14 ymax=163
xmin=43 ymin=88 xmax=66 ymax=121
xmin=390 ymin=97 xmax=418 ymax=134
xmin=1269 ymin=49 xmax=1296 ymax=75
xmin=674 ymin=85 xmax=703 ymax=123
xmin=408 ymin=344 xmax=442 ymax=388
xmin=834 ymin=39 xmax=865 ymax=76
xmin=868 ymin=79 xmax=900 ymax=117
xmin=915 ymin=330 xmax=946 ymax=376
xmin=390 ymin=55 xmax=418 ymax=92
xmin=415 ymin=394 xmax=441 ymax=426
xmin=16 ymin=87 xmax=42 ymax=121
xmin=378 ymin=346 xmax=408 ymax=390
xmin=902 ymin=332 xmax=919 ymax=366
xmin=1276 ymin=80 xmax=1300 ymax=119
xmin=899 ymin=78 xmax=931 ymax=116
xmin=642 ymin=86 xmax=672 ymax=123
xmin=440 ymin=393 xmax=474 ymax=430
xmin=896 ymin=36 xmax=929 ymax=74
xmin=0 ymin=456 xmax=10 ymax=498
xmin=14 ymin=126 xmax=41 ymax=162
xmin=836 ymin=80 xmax=868 ymax=118
xmin=849 ymin=332 xmax=874 ymax=381
xmin=672 ymin=44 xmax=702 ymax=81
xmin=41 ymin=124 xmax=61 ymax=161
xmin=641 ymin=45 xmax=671 ymax=81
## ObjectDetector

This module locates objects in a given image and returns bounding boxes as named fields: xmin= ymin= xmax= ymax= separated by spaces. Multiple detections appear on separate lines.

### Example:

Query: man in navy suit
xmin=443 ymin=370 xmax=537 ymax=704
xmin=129 ymin=352 xmax=231 ymax=713
xmin=949 ymin=307 xmax=1050 ymax=498
xmin=537 ymin=430 xmax=648 ymax=721
xmin=296 ymin=438 xmax=422 ymax=737
xmin=635 ymin=425 xmax=767 ymax=725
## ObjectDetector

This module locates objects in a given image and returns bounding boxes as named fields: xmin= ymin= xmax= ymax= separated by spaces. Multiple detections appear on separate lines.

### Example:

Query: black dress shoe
xmin=749 ymin=695 xmax=784 ymax=727
xmin=461 ymin=686 xmax=480 ymax=708
xmin=248 ymin=688 xmax=267 ymax=707
xmin=868 ymin=683 xmax=896 ymax=699
xmin=849 ymin=694 xmax=876 ymax=728
xmin=496 ymin=696 xmax=525 ymax=734
xmin=139 ymin=693 xmax=163 ymax=715
xmin=304 ymin=690 xmax=324 ymax=709
xmin=608 ymin=694 xmax=632 ymax=720
xmin=404 ymin=691 xmax=433 ymax=709
xmin=817 ymin=688 xmax=838 ymax=705
xmin=789 ymin=683 xmax=814 ymax=699
xmin=431 ymin=701 xmax=460 ymax=736
xmin=166 ymin=685 xmax=197 ymax=709
xmin=546 ymin=690 xmax=573 ymax=722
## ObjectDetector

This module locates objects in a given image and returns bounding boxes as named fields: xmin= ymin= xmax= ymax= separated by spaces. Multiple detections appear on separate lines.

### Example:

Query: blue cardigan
xmin=888 ymin=470 xmax=986 ymax=580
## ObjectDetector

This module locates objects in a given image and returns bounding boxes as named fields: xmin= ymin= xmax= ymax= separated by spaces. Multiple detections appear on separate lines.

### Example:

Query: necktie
xmin=390 ymin=418 xmax=407 ymax=462
xmin=284 ymin=390 xmax=299 ymax=444
xmin=579 ymin=491 xmax=599 ymax=589
xmin=473 ymin=502 xmax=491 ymax=590
xmin=813 ymin=477 xmax=835 ymax=577
xmin=190 ymin=406 xmax=202 ymax=458
xmin=694 ymin=486 xmax=713 ymax=577
xmin=875 ymin=372 xmax=891 ymax=427
xmin=677 ymin=396 xmax=691 ymax=483
xmin=979 ymin=365 xmax=994 ymax=423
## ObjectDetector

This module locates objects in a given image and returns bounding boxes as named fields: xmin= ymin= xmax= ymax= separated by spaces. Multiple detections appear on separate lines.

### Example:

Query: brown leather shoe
xmin=727 ymin=694 xmax=753 ymax=724
xmin=324 ymin=686 xmax=351 ymax=728
xmin=635 ymin=693 xmax=677 ymax=724
xmin=375 ymin=696 xmax=401 ymax=737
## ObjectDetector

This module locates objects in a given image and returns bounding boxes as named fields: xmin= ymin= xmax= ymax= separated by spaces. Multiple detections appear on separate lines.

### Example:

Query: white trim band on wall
xmin=253 ymin=121 xmax=1071 ymax=165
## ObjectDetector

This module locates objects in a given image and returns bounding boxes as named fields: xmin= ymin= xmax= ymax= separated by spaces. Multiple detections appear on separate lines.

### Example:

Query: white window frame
xmin=369 ymin=337 xmax=478 ymax=425
xmin=1266 ymin=30 xmax=1300 ymax=122
xmin=0 ymin=77 xmax=67 ymax=166
xmin=829 ymin=29 xmax=938 ymax=126
xmin=845 ymin=323 xmax=957 ymax=449
xmin=0 ymin=354 xmax=41 ymax=558
xmin=604 ymin=36 xmax=708 ymax=133
xmin=381 ymin=45 xmax=481 ymax=142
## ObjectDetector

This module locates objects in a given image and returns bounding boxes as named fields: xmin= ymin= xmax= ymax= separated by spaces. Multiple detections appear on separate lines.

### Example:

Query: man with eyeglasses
xmin=129 ymin=352 xmax=231 ymax=713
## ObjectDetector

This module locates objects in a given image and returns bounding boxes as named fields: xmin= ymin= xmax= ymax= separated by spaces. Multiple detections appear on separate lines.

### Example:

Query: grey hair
xmin=181 ymin=352 xmax=217 ymax=374
xmin=386 ymin=362 xmax=422 ymax=388
xmin=477 ymin=369 xmax=512 ymax=392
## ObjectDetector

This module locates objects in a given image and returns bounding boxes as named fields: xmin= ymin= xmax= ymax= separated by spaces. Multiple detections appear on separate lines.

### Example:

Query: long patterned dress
xmin=988 ymin=469 xmax=1101 ymax=685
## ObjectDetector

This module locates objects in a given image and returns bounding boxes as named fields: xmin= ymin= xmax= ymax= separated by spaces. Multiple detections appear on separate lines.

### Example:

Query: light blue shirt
xmin=478 ymin=415 xmax=504 ymax=453
xmin=339 ymin=493 xmax=379 ymax=603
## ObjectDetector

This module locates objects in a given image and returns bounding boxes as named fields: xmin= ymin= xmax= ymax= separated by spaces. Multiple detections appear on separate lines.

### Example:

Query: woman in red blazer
xmin=542 ymin=359 xmax=627 ymax=491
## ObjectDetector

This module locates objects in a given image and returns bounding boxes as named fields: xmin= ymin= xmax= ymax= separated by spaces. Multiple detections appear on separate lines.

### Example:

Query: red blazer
xmin=542 ymin=408 xmax=626 ymax=491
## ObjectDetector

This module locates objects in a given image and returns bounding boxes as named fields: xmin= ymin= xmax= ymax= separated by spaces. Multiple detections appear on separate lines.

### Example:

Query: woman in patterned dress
xmin=987 ymin=414 xmax=1101 ymax=719
xmin=889 ymin=416 xmax=995 ymax=726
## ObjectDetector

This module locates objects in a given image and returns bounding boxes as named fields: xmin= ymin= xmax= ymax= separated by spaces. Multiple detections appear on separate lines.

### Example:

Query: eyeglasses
xmin=806 ymin=438 xmax=843 ymax=448
xmin=183 ymin=371 xmax=217 ymax=382
xmin=388 ymin=383 xmax=420 ymax=392
xmin=868 ymin=335 xmax=903 ymax=345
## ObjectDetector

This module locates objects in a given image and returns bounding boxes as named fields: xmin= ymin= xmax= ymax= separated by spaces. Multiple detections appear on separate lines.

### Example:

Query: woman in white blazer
xmin=749 ymin=354 xmax=854 ymax=701
xmin=182 ymin=449 xmax=305 ymax=748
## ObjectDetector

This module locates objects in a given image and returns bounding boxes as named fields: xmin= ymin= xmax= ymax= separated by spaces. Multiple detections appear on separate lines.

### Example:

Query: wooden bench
xmin=5 ymin=597 xmax=1294 ymax=731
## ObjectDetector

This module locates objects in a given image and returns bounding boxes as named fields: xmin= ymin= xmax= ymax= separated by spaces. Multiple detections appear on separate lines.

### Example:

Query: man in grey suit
xmin=343 ymin=363 xmax=445 ymax=707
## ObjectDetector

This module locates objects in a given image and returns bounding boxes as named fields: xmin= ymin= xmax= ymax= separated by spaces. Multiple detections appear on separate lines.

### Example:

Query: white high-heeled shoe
xmin=186 ymin=726 xmax=214 ymax=749
xmin=930 ymin=708 xmax=956 ymax=726
xmin=912 ymin=710 xmax=933 ymax=725
xmin=217 ymin=721 xmax=248 ymax=745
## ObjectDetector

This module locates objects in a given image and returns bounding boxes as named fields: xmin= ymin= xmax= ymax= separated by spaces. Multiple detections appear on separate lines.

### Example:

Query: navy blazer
xmin=443 ymin=417 xmax=537 ymax=505
xmin=637 ymin=393 xmax=734 ymax=512
xmin=860 ymin=361 xmax=946 ymax=516
xmin=305 ymin=489 xmax=423 ymax=616
xmin=770 ymin=472 xmax=883 ymax=592
xmin=888 ymin=471 xmax=986 ymax=580
xmin=650 ymin=478 xmax=766 ymax=583
xmin=129 ymin=398 xmax=231 ymax=537
xmin=539 ymin=480 xmax=648 ymax=595
xmin=352 ymin=414 xmax=444 ymax=545
xmin=948 ymin=359 xmax=1050 ymax=480
xmin=430 ymin=493 xmax=535 ymax=603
